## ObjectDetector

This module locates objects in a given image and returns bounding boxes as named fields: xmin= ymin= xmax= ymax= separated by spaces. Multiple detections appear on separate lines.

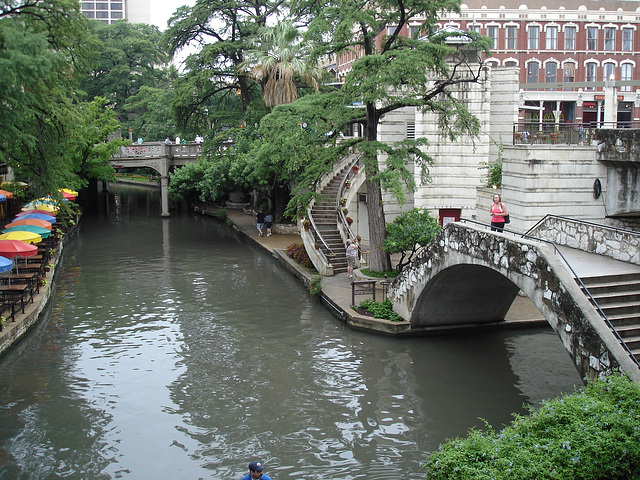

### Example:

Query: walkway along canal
xmin=0 ymin=184 xmax=581 ymax=480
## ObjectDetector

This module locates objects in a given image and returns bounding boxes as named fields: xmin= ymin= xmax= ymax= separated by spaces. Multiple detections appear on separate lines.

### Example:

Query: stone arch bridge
xmin=388 ymin=222 xmax=640 ymax=383
xmin=108 ymin=142 xmax=201 ymax=216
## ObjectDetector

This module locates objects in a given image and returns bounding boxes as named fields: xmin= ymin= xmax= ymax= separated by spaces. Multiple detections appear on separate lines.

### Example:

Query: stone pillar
xmin=160 ymin=176 xmax=170 ymax=217
xmin=603 ymin=76 xmax=618 ymax=127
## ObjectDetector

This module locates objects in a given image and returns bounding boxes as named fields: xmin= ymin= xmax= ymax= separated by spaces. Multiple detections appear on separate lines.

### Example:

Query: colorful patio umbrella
xmin=0 ymin=189 xmax=14 ymax=199
xmin=16 ymin=209 xmax=56 ymax=218
xmin=0 ymin=255 xmax=15 ymax=284
xmin=2 ymin=225 xmax=51 ymax=239
xmin=0 ymin=231 xmax=42 ymax=244
xmin=0 ymin=240 xmax=38 ymax=275
xmin=1 ymin=181 xmax=28 ymax=189
xmin=31 ymin=204 xmax=60 ymax=214
xmin=60 ymin=188 xmax=78 ymax=196
xmin=0 ymin=240 xmax=38 ymax=258
xmin=5 ymin=219 xmax=52 ymax=230
xmin=15 ymin=213 xmax=56 ymax=223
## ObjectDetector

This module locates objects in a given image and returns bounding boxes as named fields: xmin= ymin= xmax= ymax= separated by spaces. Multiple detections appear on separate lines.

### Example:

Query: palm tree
xmin=240 ymin=21 xmax=320 ymax=108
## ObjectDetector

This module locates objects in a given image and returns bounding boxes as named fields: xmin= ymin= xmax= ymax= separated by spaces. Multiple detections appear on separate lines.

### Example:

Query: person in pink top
xmin=490 ymin=194 xmax=508 ymax=232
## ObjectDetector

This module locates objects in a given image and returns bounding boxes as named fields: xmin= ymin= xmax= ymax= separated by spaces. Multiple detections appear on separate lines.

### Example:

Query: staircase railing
xmin=301 ymin=152 xmax=363 ymax=275
xmin=336 ymin=154 xmax=363 ymax=244
xmin=459 ymin=217 xmax=640 ymax=369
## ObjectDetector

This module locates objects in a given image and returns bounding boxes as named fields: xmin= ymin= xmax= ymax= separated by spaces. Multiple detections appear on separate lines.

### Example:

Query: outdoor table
xmin=0 ymin=284 xmax=29 ymax=313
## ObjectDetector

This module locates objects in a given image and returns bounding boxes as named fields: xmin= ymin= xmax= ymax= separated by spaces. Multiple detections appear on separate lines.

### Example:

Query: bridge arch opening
xmin=411 ymin=264 xmax=522 ymax=327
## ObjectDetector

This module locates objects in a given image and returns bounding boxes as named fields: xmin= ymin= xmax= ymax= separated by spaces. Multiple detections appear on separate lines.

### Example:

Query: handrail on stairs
xmin=458 ymin=217 xmax=640 ymax=369
xmin=336 ymin=154 xmax=363 ymax=244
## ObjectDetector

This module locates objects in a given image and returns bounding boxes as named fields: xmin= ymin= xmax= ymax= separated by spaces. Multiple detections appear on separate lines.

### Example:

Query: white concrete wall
xmin=501 ymin=144 xmax=609 ymax=231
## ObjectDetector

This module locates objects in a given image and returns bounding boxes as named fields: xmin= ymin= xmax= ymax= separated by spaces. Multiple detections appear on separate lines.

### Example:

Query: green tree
xmin=165 ymin=0 xmax=283 ymax=138
xmin=0 ymin=0 xmax=96 ymax=197
xmin=240 ymin=21 xmax=320 ymax=108
xmin=81 ymin=20 xmax=171 ymax=133
xmin=383 ymin=208 xmax=441 ymax=272
xmin=67 ymin=98 xmax=128 ymax=184
xmin=281 ymin=0 xmax=491 ymax=272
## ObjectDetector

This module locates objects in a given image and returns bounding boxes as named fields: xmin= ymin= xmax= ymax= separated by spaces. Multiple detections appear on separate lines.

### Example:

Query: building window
xmin=622 ymin=28 xmax=633 ymax=51
xmin=486 ymin=60 xmax=499 ymax=69
xmin=621 ymin=63 xmax=632 ymax=91
xmin=506 ymin=26 xmax=517 ymax=49
xmin=111 ymin=11 xmax=123 ymax=18
xmin=96 ymin=10 xmax=109 ymax=17
xmin=505 ymin=61 xmax=517 ymax=67
xmin=604 ymin=27 xmax=615 ymax=51
xmin=487 ymin=26 xmax=498 ymax=49
xmin=587 ymin=27 xmax=598 ymax=50
xmin=467 ymin=24 xmax=481 ymax=34
xmin=111 ymin=2 xmax=123 ymax=10
xmin=546 ymin=26 xmax=557 ymax=49
xmin=409 ymin=25 xmax=421 ymax=38
xmin=527 ymin=62 xmax=539 ymax=83
xmin=545 ymin=63 xmax=557 ymax=83
xmin=603 ymin=63 xmax=615 ymax=81
xmin=82 ymin=2 xmax=94 ymax=8
xmin=586 ymin=63 xmax=597 ymax=89
xmin=387 ymin=26 xmax=397 ymax=36
xmin=564 ymin=26 xmax=576 ymax=50
xmin=84 ymin=10 xmax=95 ymax=17
xmin=563 ymin=63 xmax=575 ymax=82
xmin=528 ymin=26 xmax=539 ymax=49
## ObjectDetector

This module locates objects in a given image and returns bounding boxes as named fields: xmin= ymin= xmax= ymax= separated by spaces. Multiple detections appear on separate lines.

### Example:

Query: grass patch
xmin=360 ymin=268 xmax=398 ymax=278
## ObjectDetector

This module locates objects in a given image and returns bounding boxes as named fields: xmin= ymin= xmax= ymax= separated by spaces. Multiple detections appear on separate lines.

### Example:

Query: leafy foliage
xmin=383 ymin=209 xmax=442 ymax=272
xmin=285 ymin=243 xmax=313 ymax=269
xmin=424 ymin=373 xmax=640 ymax=480
xmin=354 ymin=299 xmax=403 ymax=322
xmin=307 ymin=274 xmax=323 ymax=296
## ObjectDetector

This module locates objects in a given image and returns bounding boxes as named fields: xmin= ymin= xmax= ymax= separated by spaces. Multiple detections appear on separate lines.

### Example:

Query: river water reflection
xmin=0 ymin=184 xmax=582 ymax=480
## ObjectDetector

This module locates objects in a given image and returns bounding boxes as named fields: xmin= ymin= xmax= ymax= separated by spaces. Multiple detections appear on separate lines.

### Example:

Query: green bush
xmin=308 ymin=274 xmax=322 ymax=296
xmin=424 ymin=372 xmax=640 ymax=479
xmin=286 ymin=243 xmax=313 ymax=269
xmin=215 ymin=208 xmax=227 ymax=221
xmin=354 ymin=299 xmax=403 ymax=322
xmin=360 ymin=268 xmax=398 ymax=278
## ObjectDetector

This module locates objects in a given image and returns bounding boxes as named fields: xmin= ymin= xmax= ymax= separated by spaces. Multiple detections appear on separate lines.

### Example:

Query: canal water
xmin=0 ymin=184 xmax=582 ymax=480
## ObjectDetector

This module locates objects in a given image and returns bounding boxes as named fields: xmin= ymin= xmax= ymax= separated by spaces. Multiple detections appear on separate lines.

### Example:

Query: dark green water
xmin=0 ymin=184 xmax=581 ymax=479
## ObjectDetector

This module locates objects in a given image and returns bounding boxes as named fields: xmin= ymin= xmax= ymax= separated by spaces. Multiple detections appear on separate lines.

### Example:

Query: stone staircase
xmin=310 ymin=166 xmax=350 ymax=274
xmin=580 ymin=272 xmax=640 ymax=362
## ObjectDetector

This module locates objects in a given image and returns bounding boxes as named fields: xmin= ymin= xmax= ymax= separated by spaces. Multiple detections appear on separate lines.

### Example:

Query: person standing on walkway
xmin=490 ymin=194 xmax=508 ymax=232
xmin=242 ymin=461 xmax=272 ymax=480
xmin=255 ymin=209 xmax=266 ymax=237
xmin=346 ymin=239 xmax=359 ymax=278
xmin=265 ymin=213 xmax=273 ymax=236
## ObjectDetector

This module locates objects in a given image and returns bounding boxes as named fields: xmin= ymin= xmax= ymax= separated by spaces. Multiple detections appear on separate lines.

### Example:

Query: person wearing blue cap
xmin=242 ymin=460 xmax=272 ymax=480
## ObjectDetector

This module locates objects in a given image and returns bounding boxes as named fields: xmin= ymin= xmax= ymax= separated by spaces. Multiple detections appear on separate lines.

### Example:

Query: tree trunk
xmin=364 ymin=102 xmax=392 ymax=272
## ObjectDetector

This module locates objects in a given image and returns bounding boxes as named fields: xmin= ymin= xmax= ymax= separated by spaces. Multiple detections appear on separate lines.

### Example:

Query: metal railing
xmin=458 ymin=217 xmax=640 ymax=369
xmin=511 ymin=121 xmax=640 ymax=146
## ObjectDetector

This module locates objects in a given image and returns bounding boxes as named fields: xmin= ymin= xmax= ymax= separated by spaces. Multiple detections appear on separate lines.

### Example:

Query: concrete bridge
xmin=108 ymin=142 xmax=202 ymax=216
xmin=388 ymin=221 xmax=640 ymax=383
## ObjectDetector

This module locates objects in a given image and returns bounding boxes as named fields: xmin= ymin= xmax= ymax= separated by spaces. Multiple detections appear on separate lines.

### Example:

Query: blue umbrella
xmin=0 ymin=255 xmax=14 ymax=284
xmin=15 ymin=213 xmax=56 ymax=223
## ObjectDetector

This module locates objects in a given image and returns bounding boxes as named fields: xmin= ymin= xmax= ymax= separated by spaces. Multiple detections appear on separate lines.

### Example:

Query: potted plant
xmin=315 ymin=243 xmax=320 ymax=250
xmin=344 ymin=180 xmax=351 ymax=189
xmin=352 ymin=165 xmax=359 ymax=173
xmin=346 ymin=216 xmax=353 ymax=225
xmin=342 ymin=207 xmax=349 ymax=214
xmin=302 ymin=219 xmax=311 ymax=231
xmin=339 ymin=197 xmax=347 ymax=207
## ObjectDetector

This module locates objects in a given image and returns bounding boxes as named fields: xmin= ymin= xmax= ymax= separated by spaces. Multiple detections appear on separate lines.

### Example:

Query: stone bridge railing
xmin=528 ymin=215 xmax=640 ymax=266
xmin=111 ymin=142 xmax=201 ymax=159
xmin=388 ymin=222 xmax=640 ymax=383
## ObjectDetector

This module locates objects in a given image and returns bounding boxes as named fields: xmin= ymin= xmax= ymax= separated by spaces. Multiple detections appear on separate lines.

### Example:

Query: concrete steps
xmin=580 ymin=272 xmax=640 ymax=362
xmin=309 ymin=167 xmax=350 ymax=274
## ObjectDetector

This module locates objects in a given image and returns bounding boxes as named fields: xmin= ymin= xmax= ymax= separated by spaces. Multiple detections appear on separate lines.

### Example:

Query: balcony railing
xmin=512 ymin=122 xmax=640 ymax=146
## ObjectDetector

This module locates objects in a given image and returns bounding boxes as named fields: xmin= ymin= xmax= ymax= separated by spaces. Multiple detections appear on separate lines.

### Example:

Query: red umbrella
xmin=0 ymin=240 xmax=37 ymax=258
xmin=15 ymin=209 xmax=56 ymax=218
xmin=0 ymin=189 xmax=14 ymax=199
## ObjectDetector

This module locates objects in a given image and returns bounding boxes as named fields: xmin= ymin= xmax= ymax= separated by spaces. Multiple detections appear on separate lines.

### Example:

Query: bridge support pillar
xmin=160 ymin=176 xmax=170 ymax=217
